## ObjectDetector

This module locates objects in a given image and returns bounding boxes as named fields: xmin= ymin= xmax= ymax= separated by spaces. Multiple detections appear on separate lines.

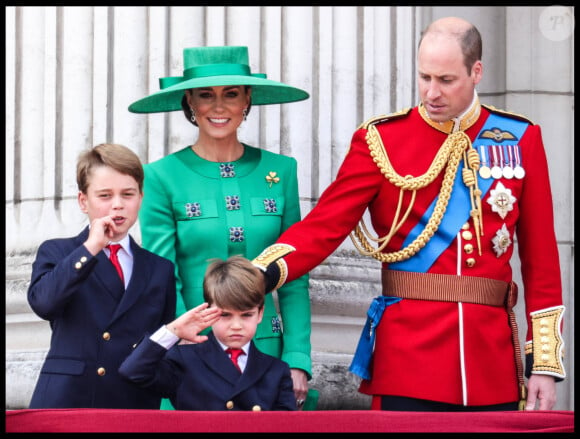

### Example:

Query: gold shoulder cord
xmin=349 ymin=125 xmax=483 ymax=262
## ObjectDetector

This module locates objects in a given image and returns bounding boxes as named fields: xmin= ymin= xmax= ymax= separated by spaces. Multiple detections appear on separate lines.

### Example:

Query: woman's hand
xmin=290 ymin=368 xmax=309 ymax=410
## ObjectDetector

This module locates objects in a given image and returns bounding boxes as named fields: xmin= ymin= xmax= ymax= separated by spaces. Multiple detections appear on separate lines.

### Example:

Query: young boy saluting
xmin=27 ymin=143 xmax=176 ymax=409
xmin=119 ymin=255 xmax=297 ymax=411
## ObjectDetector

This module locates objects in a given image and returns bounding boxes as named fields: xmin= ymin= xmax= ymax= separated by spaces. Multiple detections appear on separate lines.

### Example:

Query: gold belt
xmin=381 ymin=270 xmax=509 ymax=306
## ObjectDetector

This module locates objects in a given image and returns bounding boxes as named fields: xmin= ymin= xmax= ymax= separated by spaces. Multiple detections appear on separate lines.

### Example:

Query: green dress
xmin=139 ymin=144 xmax=312 ymax=409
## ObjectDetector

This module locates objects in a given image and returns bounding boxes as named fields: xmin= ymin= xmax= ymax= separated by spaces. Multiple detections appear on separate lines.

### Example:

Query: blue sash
xmin=390 ymin=113 xmax=528 ymax=272
xmin=348 ymin=296 xmax=402 ymax=380
xmin=349 ymin=112 xmax=529 ymax=380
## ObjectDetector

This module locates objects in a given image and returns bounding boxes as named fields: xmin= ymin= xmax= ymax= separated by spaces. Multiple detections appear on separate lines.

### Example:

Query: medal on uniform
xmin=486 ymin=181 xmax=516 ymax=219
xmin=513 ymin=144 xmax=525 ymax=179
xmin=502 ymin=144 xmax=514 ymax=179
xmin=490 ymin=145 xmax=503 ymax=179
xmin=492 ymin=223 xmax=512 ymax=257
xmin=478 ymin=145 xmax=491 ymax=179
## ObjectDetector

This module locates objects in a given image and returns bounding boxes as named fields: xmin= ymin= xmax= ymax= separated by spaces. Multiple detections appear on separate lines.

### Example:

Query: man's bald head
xmin=419 ymin=16 xmax=482 ymax=75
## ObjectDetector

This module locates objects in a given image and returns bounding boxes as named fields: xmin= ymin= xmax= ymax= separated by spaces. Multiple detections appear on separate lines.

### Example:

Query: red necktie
xmin=226 ymin=348 xmax=244 ymax=373
xmin=107 ymin=244 xmax=124 ymax=284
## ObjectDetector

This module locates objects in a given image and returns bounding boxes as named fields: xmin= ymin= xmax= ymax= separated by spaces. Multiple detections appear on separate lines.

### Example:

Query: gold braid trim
xmin=463 ymin=148 xmax=484 ymax=254
xmin=252 ymin=243 xmax=296 ymax=272
xmin=274 ymin=259 xmax=288 ymax=291
xmin=530 ymin=305 xmax=566 ymax=378
xmin=349 ymin=127 xmax=476 ymax=263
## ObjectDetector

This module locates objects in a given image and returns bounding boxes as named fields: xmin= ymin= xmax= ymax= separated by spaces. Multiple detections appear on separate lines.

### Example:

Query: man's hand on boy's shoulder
xmin=168 ymin=302 xmax=221 ymax=344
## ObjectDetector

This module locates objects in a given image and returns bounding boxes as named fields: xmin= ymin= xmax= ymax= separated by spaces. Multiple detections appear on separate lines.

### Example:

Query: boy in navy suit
xmin=27 ymin=143 xmax=176 ymax=409
xmin=119 ymin=255 xmax=297 ymax=411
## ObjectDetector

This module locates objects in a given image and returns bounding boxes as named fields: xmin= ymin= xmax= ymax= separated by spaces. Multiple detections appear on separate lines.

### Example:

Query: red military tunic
xmin=265 ymin=101 xmax=564 ymax=406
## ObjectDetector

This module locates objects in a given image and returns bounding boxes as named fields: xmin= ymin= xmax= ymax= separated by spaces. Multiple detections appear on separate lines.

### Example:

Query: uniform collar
xmin=419 ymin=91 xmax=481 ymax=134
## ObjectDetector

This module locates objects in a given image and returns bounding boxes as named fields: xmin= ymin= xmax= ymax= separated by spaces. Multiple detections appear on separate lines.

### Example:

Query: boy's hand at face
xmin=84 ymin=216 xmax=120 ymax=255
xmin=168 ymin=302 xmax=222 ymax=344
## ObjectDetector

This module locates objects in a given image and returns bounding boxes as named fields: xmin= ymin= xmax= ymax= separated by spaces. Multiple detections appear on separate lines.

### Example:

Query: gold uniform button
xmin=226 ymin=401 xmax=234 ymax=410
xmin=75 ymin=262 xmax=82 ymax=270
xmin=465 ymin=258 xmax=476 ymax=268
xmin=461 ymin=230 xmax=473 ymax=240
xmin=461 ymin=223 xmax=470 ymax=230
xmin=97 ymin=367 xmax=106 ymax=376
xmin=80 ymin=256 xmax=88 ymax=263
xmin=464 ymin=243 xmax=474 ymax=254
xmin=102 ymin=332 xmax=111 ymax=341
xmin=252 ymin=405 xmax=261 ymax=412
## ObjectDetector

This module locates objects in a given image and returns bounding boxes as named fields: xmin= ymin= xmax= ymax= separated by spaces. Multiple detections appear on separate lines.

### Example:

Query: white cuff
xmin=150 ymin=325 xmax=180 ymax=349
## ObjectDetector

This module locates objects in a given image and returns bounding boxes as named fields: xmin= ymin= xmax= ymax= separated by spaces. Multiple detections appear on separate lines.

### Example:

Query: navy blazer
xmin=27 ymin=226 xmax=176 ymax=409
xmin=119 ymin=331 xmax=297 ymax=411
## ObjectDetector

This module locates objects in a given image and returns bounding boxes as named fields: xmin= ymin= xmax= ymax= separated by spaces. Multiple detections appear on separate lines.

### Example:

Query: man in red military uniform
xmin=252 ymin=16 xmax=565 ymax=411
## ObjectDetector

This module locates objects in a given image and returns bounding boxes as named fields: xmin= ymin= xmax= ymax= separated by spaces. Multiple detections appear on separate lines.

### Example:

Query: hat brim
xmin=128 ymin=75 xmax=309 ymax=113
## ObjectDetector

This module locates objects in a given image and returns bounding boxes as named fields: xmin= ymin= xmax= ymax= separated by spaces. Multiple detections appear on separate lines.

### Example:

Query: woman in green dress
xmin=129 ymin=46 xmax=315 ymax=410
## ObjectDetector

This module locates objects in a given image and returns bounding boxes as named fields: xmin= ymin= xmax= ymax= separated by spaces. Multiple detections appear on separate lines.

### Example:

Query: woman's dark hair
xmin=181 ymin=86 xmax=253 ymax=126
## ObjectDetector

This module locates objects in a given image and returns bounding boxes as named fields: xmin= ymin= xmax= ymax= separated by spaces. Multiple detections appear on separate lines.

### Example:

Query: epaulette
xmin=482 ymin=104 xmax=535 ymax=125
xmin=358 ymin=108 xmax=412 ymax=130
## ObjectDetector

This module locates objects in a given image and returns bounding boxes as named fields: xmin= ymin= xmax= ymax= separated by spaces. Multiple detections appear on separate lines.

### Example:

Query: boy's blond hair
xmin=203 ymin=256 xmax=265 ymax=311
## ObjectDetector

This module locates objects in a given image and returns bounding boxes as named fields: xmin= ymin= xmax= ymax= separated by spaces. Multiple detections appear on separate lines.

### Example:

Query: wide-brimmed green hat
xmin=128 ymin=46 xmax=309 ymax=113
